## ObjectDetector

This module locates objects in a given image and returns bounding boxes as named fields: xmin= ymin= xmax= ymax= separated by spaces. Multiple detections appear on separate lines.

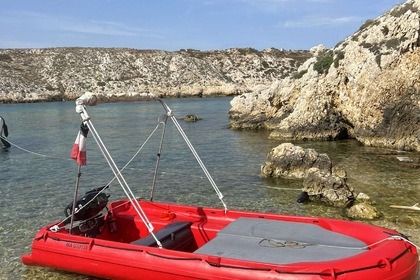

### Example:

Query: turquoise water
xmin=0 ymin=97 xmax=419 ymax=279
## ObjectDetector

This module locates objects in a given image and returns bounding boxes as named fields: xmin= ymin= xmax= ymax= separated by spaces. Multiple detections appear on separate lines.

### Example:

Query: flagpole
xmin=69 ymin=165 xmax=82 ymax=235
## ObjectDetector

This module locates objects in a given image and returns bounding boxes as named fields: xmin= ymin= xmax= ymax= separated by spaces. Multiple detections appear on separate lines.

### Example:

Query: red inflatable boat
xmin=23 ymin=199 xmax=419 ymax=280
xmin=22 ymin=94 xmax=419 ymax=279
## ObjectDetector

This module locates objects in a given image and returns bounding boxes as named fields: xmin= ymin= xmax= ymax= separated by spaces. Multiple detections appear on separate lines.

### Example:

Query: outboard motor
xmin=63 ymin=186 xmax=109 ymax=237
xmin=64 ymin=186 xmax=109 ymax=224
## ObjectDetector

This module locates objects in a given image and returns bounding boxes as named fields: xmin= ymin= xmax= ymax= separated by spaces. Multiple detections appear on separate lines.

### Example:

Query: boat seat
xmin=131 ymin=221 xmax=193 ymax=250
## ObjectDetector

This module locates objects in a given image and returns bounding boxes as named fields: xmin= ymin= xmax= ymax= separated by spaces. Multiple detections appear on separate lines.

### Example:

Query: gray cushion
xmin=195 ymin=217 xmax=367 ymax=264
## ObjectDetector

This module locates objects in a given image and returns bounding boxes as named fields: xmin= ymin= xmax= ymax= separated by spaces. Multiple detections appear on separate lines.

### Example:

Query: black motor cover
xmin=64 ymin=186 xmax=109 ymax=224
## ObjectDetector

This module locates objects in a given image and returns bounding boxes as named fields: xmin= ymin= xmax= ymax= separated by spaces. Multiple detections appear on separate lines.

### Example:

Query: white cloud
xmin=0 ymin=10 xmax=149 ymax=37
xmin=57 ymin=20 xmax=142 ymax=36
xmin=277 ymin=15 xmax=361 ymax=28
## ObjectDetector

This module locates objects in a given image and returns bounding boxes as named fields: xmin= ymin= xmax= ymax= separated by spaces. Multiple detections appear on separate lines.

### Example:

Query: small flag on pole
xmin=70 ymin=123 xmax=89 ymax=165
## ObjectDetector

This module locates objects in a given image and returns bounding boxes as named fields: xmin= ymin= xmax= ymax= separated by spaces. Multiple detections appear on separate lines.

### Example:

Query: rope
xmin=0 ymin=118 xmax=161 ymax=163
xmin=105 ymin=123 xmax=161 ymax=187
xmin=266 ymin=186 xmax=302 ymax=191
xmin=259 ymin=235 xmax=420 ymax=251
xmin=0 ymin=135 xmax=69 ymax=159
xmin=393 ymin=235 xmax=420 ymax=250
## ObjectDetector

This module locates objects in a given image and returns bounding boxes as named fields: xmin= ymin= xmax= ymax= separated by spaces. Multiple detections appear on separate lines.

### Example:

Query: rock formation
xmin=261 ymin=143 xmax=354 ymax=206
xmin=301 ymin=168 xmax=353 ymax=207
xmin=0 ymin=48 xmax=310 ymax=103
xmin=261 ymin=143 xmax=333 ymax=179
xmin=230 ymin=0 xmax=420 ymax=152
xmin=261 ymin=143 xmax=381 ymax=219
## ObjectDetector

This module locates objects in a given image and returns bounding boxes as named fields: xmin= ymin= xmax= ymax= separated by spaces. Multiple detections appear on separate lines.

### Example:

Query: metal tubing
xmin=150 ymin=115 xmax=168 ymax=201
xmin=69 ymin=165 xmax=82 ymax=235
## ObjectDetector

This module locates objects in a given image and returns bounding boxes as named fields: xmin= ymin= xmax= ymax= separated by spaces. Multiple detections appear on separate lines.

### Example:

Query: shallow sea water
xmin=0 ymin=97 xmax=419 ymax=279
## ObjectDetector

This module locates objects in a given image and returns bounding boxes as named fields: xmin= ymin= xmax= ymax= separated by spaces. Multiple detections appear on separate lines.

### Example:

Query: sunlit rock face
xmin=230 ymin=0 xmax=420 ymax=151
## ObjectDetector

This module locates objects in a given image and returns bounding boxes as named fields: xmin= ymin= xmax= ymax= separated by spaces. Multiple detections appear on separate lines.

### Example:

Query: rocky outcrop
xmin=302 ymin=168 xmax=353 ymax=207
xmin=230 ymin=0 xmax=420 ymax=152
xmin=261 ymin=143 xmax=333 ymax=179
xmin=261 ymin=143 xmax=381 ymax=219
xmin=261 ymin=143 xmax=354 ymax=206
xmin=0 ymin=48 xmax=310 ymax=103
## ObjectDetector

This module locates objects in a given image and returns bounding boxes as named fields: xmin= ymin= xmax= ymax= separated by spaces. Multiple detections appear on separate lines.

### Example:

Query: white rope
xmin=105 ymin=122 xmax=161 ymax=187
xmin=266 ymin=186 xmax=302 ymax=191
xmin=259 ymin=235 xmax=420 ymax=251
xmin=391 ymin=235 xmax=420 ymax=250
xmin=0 ymin=135 xmax=69 ymax=159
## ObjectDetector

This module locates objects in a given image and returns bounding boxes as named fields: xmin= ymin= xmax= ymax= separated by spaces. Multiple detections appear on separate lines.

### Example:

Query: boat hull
xmin=22 ymin=200 xmax=419 ymax=280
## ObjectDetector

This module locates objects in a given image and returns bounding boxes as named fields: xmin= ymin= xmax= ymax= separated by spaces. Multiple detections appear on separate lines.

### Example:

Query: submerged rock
xmin=346 ymin=202 xmax=381 ymax=220
xmin=183 ymin=115 xmax=201 ymax=122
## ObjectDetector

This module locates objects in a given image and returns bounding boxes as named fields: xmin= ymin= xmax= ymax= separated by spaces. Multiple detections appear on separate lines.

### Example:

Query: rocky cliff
xmin=0 ymin=47 xmax=310 ymax=103
xmin=230 ymin=0 xmax=420 ymax=152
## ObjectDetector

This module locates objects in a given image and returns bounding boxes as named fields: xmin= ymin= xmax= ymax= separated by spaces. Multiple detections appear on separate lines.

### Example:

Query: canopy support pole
xmin=156 ymin=98 xmax=228 ymax=213
xmin=150 ymin=115 xmax=168 ymax=202
xmin=69 ymin=165 xmax=82 ymax=235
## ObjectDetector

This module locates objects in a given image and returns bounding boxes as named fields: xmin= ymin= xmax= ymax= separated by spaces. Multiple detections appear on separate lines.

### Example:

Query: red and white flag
xmin=70 ymin=123 xmax=89 ymax=165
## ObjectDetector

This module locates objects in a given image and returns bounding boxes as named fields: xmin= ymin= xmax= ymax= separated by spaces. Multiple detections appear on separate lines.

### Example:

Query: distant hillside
xmin=0 ymin=47 xmax=310 ymax=103
xmin=230 ymin=0 xmax=420 ymax=151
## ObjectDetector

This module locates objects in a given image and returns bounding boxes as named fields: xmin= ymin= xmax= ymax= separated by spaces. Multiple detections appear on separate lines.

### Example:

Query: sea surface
xmin=0 ymin=97 xmax=419 ymax=279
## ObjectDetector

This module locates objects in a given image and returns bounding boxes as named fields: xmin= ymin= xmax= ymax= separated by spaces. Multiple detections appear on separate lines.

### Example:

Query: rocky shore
xmin=229 ymin=0 xmax=420 ymax=152
xmin=0 ymin=47 xmax=310 ymax=103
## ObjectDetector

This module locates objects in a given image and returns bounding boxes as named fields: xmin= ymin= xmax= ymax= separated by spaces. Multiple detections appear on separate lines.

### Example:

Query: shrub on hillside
xmin=314 ymin=51 xmax=333 ymax=74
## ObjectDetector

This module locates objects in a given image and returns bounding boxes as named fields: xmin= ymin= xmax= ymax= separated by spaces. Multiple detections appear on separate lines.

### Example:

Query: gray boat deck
xmin=195 ymin=217 xmax=368 ymax=264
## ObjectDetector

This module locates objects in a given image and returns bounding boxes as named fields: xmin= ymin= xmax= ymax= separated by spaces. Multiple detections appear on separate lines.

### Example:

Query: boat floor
xmin=195 ymin=217 xmax=368 ymax=264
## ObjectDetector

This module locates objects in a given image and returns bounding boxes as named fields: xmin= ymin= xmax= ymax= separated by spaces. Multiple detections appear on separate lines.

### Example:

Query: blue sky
xmin=0 ymin=0 xmax=404 ymax=51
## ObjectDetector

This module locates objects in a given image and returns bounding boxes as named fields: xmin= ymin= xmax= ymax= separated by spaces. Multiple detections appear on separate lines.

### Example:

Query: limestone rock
xmin=355 ymin=192 xmax=372 ymax=203
xmin=230 ymin=0 xmax=420 ymax=152
xmin=0 ymin=48 xmax=310 ymax=103
xmin=346 ymin=202 xmax=381 ymax=220
xmin=260 ymin=143 xmax=374 ymax=208
xmin=310 ymin=44 xmax=326 ymax=56
xmin=302 ymin=168 xmax=354 ymax=207
xmin=261 ymin=143 xmax=332 ymax=179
